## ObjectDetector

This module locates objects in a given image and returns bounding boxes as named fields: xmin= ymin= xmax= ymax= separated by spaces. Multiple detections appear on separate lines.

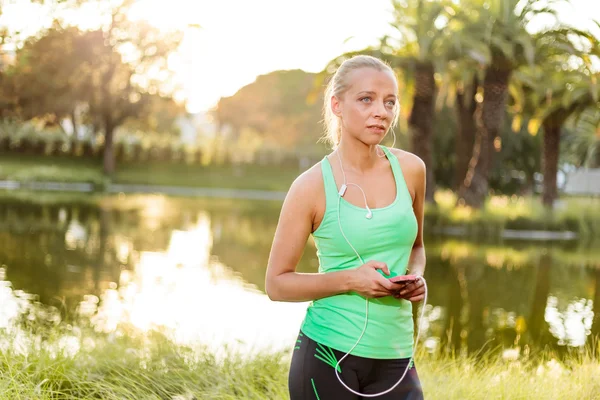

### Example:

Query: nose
xmin=373 ymin=100 xmax=388 ymax=120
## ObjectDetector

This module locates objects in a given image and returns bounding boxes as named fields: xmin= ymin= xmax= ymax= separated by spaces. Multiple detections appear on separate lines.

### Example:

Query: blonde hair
xmin=322 ymin=55 xmax=400 ymax=149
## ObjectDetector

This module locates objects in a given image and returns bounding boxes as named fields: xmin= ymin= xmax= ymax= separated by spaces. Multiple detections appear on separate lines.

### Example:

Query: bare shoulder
xmin=388 ymin=148 xmax=425 ymax=202
xmin=287 ymin=162 xmax=324 ymax=197
xmin=283 ymin=161 xmax=325 ymax=214
xmin=388 ymin=148 xmax=426 ymax=177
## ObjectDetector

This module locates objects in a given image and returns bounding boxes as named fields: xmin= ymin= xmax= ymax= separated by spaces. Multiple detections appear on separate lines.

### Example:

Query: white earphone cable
xmin=334 ymin=142 xmax=428 ymax=398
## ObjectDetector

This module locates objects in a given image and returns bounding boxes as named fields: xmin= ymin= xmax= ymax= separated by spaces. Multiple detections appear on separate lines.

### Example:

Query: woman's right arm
xmin=265 ymin=168 xmax=399 ymax=302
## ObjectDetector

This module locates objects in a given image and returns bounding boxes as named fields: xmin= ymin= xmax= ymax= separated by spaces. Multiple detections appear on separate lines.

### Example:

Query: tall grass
xmin=418 ymin=346 xmax=600 ymax=399
xmin=2 ymin=323 xmax=600 ymax=399
xmin=0 ymin=326 xmax=289 ymax=400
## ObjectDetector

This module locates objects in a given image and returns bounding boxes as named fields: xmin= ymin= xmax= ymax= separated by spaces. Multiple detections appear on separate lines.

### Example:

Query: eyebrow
xmin=356 ymin=91 xmax=397 ymax=98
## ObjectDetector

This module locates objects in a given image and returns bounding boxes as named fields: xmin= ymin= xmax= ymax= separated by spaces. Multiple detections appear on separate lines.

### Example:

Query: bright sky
xmin=1 ymin=0 xmax=599 ymax=114
xmin=135 ymin=0 xmax=397 ymax=113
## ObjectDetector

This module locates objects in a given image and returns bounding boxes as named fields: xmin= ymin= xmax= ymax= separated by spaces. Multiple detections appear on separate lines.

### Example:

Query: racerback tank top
xmin=300 ymin=145 xmax=418 ymax=359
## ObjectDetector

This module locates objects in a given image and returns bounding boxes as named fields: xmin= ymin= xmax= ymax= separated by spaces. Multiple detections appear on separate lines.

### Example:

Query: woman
xmin=265 ymin=55 xmax=427 ymax=399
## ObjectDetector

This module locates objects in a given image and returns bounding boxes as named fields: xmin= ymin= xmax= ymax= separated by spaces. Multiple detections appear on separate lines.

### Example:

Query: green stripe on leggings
xmin=311 ymin=378 xmax=321 ymax=400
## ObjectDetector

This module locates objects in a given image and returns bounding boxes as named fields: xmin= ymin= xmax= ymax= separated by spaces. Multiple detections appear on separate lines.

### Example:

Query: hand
xmin=393 ymin=276 xmax=425 ymax=302
xmin=350 ymin=261 xmax=402 ymax=298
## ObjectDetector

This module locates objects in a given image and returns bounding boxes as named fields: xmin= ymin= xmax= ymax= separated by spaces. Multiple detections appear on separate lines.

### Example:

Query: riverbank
xmin=1 ymin=325 xmax=598 ymax=400
xmin=1 ymin=154 xmax=599 ymax=240
xmin=2 ymin=188 xmax=599 ymax=241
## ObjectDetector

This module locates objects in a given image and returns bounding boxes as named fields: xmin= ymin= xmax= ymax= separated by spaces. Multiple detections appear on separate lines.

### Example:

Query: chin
xmin=362 ymin=134 xmax=385 ymax=146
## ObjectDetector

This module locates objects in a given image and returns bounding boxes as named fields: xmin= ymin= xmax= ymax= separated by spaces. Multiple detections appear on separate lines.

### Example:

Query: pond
xmin=1 ymin=193 xmax=599 ymax=358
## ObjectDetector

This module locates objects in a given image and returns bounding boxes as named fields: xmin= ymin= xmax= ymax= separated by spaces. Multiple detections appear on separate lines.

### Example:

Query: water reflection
xmin=80 ymin=213 xmax=308 ymax=353
xmin=1 ymin=195 xmax=599 ymax=357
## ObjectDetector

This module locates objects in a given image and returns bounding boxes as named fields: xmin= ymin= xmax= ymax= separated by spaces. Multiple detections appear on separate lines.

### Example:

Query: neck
xmin=336 ymin=139 xmax=380 ymax=174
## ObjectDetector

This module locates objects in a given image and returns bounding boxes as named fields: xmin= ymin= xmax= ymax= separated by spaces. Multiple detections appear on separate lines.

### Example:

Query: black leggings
xmin=288 ymin=331 xmax=424 ymax=400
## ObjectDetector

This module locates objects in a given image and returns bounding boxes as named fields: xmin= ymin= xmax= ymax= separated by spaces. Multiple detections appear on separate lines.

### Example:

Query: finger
xmin=399 ymin=280 xmax=424 ymax=296
xmin=379 ymin=277 xmax=397 ymax=292
xmin=372 ymin=289 xmax=392 ymax=298
xmin=379 ymin=263 xmax=390 ymax=276
xmin=408 ymin=294 xmax=424 ymax=302
xmin=370 ymin=261 xmax=390 ymax=276
xmin=401 ymin=286 xmax=425 ymax=297
xmin=390 ymin=282 xmax=408 ymax=291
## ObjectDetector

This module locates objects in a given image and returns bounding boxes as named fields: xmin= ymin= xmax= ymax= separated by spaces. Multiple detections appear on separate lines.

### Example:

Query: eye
xmin=385 ymin=100 xmax=396 ymax=107
xmin=359 ymin=97 xmax=372 ymax=103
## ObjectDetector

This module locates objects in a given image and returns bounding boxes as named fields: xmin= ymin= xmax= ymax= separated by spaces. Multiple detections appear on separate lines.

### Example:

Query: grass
xmin=418 ymin=347 xmax=600 ymax=400
xmin=0 ymin=154 xmax=106 ymax=186
xmin=0 ymin=153 xmax=299 ymax=191
xmin=1 ymin=324 xmax=600 ymax=400
xmin=0 ymin=327 xmax=289 ymax=400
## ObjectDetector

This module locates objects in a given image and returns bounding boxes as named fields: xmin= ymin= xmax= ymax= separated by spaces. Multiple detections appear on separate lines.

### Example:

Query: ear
xmin=331 ymin=95 xmax=342 ymax=117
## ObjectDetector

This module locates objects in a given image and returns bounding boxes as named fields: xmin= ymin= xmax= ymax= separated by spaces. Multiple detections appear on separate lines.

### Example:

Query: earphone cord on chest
xmin=334 ymin=149 xmax=428 ymax=398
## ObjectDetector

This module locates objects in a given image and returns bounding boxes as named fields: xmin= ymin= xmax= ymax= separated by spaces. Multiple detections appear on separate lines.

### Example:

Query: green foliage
xmin=427 ymin=190 xmax=600 ymax=240
xmin=0 ymin=0 xmax=186 ymax=174
xmin=560 ymin=106 xmax=600 ymax=169
xmin=213 ymin=69 xmax=328 ymax=158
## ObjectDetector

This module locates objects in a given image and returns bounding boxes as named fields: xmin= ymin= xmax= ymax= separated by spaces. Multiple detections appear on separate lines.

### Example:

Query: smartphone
xmin=389 ymin=274 xmax=419 ymax=284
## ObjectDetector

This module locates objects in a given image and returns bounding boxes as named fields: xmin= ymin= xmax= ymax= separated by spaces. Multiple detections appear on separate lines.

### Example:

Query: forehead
xmin=345 ymin=67 xmax=398 ymax=95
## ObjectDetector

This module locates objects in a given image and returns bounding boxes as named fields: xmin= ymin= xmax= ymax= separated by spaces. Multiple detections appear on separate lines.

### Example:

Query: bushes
xmin=0 ymin=120 xmax=204 ymax=165
xmin=426 ymin=191 xmax=600 ymax=240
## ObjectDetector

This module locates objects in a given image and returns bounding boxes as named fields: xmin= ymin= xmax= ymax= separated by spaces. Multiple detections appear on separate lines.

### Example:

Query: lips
xmin=367 ymin=124 xmax=386 ymax=133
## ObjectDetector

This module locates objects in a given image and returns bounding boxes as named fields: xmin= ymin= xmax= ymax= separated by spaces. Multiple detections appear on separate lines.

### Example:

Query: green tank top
xmin=300 ymin=145 xmax=418 ymax=359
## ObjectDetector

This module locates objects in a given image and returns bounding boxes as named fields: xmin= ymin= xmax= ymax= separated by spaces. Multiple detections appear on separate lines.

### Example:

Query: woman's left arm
xmin=395 ymin=152 xmax=426 ymax=302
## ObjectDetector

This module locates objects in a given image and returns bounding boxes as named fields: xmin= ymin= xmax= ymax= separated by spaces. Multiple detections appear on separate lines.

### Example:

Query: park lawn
xmin=0 ymin=153 xmax=106 ymax=186
xmin=1 ymin=326 xmax=599 ymax=400
xmin=0 ymin=153 xmax=300 ymax=191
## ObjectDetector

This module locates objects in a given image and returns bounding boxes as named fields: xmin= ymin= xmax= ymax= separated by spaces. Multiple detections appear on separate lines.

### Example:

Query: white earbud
xmin=365 ymin=207 xmax=372 ymax=219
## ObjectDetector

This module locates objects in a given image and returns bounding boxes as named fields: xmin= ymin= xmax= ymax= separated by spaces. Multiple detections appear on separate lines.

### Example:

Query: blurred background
xmin=0 ymin=0 xmax=599 ymax=363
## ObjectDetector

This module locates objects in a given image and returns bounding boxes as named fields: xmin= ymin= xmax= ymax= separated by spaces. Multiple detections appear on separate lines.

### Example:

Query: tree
xmin=213 ymin=69 xmax=325 ymax=160
xmin=453 ymin=0 xmax=552 ymax=208
xmin=7 ymin=25 xmax=87 ymax=129
xmin=562 ymin=108 xmax=600 ymax=169
xmin=513 ymin=29 xmax=600 ymax=207
xmin=84 ymin=0 xmax=183 ymax=175
xmin=3 ymin=0 xmax=184 ymax=175
xmin=120 ymin=94 xmax=186 ymax=137
xmin=381 ymin=0 xmax=460 ymax=203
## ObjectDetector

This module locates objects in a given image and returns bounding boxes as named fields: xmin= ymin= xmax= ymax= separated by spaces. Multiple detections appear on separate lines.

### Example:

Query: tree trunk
xmin=409 ymin=61 xmax=437 ymax=203
xmin=542 ymin=112 xmax=564 ymax=208
xmin=454 ymin=77 xmax=478 ymax=191
xmin=458 ymin=66 xmax=511 ymax=208
xmin=529 ymin=252 xmax=551 ymax=343
xmin=103 ymin=120 xmax=115 ymax=176
xmin=592 ymin=267 xmax=600 ymax=339
xmin=70 ymin=109 xmax=78 ymax=138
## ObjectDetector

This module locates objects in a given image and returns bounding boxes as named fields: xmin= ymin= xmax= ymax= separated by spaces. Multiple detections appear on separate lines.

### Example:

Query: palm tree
xmin=322 ymin=0 xmax=456 ymax=203
xmin=384 ymin=0 xmax=459 ymax=203
xmin=454 ymin=0 xmax=561 ymax=208
xmin=534 ymin=71 xmax=599 ymax=207
xmin=513 ymin=29 xmax=600 ymax=207
xmin=563 ymin=108 xmax=600 ymax=169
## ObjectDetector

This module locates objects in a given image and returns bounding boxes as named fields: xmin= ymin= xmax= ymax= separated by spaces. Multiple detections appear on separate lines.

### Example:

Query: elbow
xmin=265 ymin=276 xmax=282 ymax=301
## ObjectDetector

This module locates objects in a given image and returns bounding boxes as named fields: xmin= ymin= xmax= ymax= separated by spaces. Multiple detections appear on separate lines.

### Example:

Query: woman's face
xmin=332 ymin=67 xmax=398 ymax=147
